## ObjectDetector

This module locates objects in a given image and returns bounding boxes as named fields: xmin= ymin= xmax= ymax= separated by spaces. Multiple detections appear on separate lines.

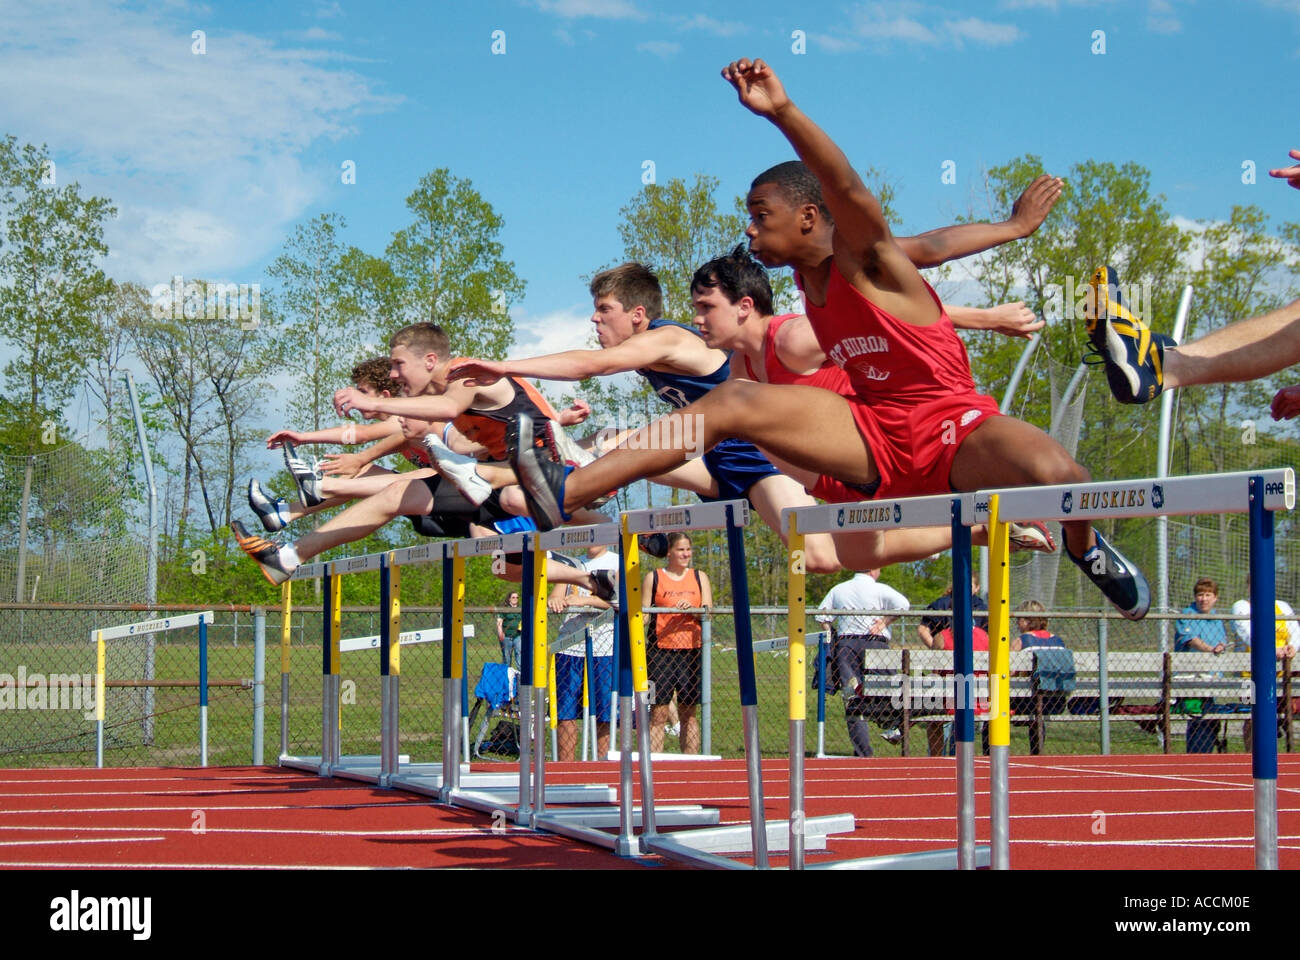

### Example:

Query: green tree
xmin=0 ymin=136 xmax=115 ymax=447
xmin=268 ymin=214 xmax=366 ymax=433
xmin=387 ymin=169 xmax=523 ymax=359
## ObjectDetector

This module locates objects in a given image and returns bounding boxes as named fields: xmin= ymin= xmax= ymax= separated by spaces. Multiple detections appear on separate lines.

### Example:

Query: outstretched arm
xmin=723 ymin=57 xmax=888 ymax=253
xmin=1271 ymin=385 xmax=1300 ymax=420
xmin=335 ymin=382 xmax=477 ymax=422
xmin=1269 ymin=148 xmax=1300 ymax=190
xmin=318 ymin=430 xmax=409 ymax=477
xmin=946 ymin=301 xmax=1044 ymax=340
xmin=899 ymin=175 xmax=1063 ymax=268
xmin=451 ymin=326 xmax=714 ymax=384
xmin=266 ymin=419 xmax=399 ymax=449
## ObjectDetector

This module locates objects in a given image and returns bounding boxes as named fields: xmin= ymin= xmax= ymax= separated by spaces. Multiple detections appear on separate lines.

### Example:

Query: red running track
xmin=2 ymin=754 xmax=1296 ymax=869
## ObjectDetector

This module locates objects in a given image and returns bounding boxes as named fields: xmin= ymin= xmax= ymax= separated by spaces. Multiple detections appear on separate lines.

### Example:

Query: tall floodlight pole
xmin=126 ymin=372 xmax=159 ymax=742
xmin=989 ymin=335 xmax=1042 ymax=595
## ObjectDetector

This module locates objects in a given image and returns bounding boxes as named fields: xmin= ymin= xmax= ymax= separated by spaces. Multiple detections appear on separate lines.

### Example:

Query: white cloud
xmin=0 ymin=0 xmax=398 ymax=282
xmin=636 ymin=40 xmax=682 ymax=57
xmin=810 ymin=32 xmax=864 ymax=53
xmin=674 ymin=14 xmax=748 ymax=37
xmin=842 ymin=3 xmax=1024 ymax=48
xmin=1147 ymin=0 xmax=1182 ymax=32
xmin=944 ymin=17 xmax=1024 ymax=45
xmin=530 ymin=0 xmax=647 ymax=19
xmin=509 ymin=304 xmax=595 ymax=358
xmin=299 ymin=26 xmax=343 ymax=40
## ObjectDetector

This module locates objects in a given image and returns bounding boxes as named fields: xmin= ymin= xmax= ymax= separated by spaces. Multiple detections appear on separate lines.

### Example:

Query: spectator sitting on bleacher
xmin=1009 ymin=599 xmax=1074 ymax=755
xmin=1174 ymin=577 xmax=1230 ymax=753
xmin=917 ymin=606 xmax=990 ymax=757
xmin=921 ymin=570 xmax=989 ymax=634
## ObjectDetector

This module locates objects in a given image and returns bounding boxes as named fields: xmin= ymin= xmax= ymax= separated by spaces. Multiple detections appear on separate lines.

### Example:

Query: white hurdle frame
xmin=975 ymin=467 xmax=1294 ymax=869
xmin=93 ymin=611 xmax=215 ymax=768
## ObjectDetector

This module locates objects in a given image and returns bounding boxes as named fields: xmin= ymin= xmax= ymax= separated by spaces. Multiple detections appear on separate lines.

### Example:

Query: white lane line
xmin=0 ymin=825 xmax=530 ymax=838
xmin=0 ymin=836 xmax=164 ymax=847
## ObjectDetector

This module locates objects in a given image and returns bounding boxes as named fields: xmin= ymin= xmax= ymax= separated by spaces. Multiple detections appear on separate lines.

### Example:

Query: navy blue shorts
xmin=554 ymin=654 xmax=614 ymax=722
xmin=703 ymin=438 xmax=781 ymax=502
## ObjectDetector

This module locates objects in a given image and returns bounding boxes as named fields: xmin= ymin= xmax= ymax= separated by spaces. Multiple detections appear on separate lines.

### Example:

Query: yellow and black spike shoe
xmin=1083 ymin=266 xmax=1176 ymax=404
xmin=230 ymin=519 xmax=295 ymax=585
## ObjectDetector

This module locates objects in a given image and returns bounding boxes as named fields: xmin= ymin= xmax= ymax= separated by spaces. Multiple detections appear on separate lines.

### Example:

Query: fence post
xmin=1097 ymin=617 xmax=1110 ymax=756
xmin=252 ymin=607 xmax=265 ymax=765
xmin=701 ymin=617 xmax=712 ymax=757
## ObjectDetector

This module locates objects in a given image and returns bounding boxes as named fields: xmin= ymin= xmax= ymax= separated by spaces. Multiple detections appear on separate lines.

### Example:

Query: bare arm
xmin=698 ymin=570 xmax=713 ymax=610
xmin=898 ymin=175 xmax=1063 ymax=269
xmin=335 ymin=381 xmax=479 ymax=422
xmin=450 ymin=327 xmax=716 ymax=384
xmin=319 ymin=430 xmax=410 ymax=476
xmin=266 ymin=418 xmax=399 ymax=449
xmin=945 ymin=302 xmax=1044 ymax=340
xmin=724 ymin=57 xmax=888 ymax=254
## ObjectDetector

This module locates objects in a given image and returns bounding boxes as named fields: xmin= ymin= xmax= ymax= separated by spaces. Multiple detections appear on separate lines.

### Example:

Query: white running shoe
xmin=424 ymin=432 xmax=492 ymax=507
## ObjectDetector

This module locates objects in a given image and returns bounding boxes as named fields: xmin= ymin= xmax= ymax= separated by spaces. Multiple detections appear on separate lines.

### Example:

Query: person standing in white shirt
xmin=815 ymin=570 xmax=910 ymax=757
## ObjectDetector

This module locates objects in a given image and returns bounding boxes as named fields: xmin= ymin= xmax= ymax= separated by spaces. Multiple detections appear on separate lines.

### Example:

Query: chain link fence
xmin=4 ymin=601 xmax=1296 ymax=767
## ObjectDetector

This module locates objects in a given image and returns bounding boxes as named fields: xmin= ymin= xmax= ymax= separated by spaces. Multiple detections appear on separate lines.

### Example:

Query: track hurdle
xmin=507 ymin=521 xmax=719 ymax=849
xmin=612 ymin=499 xmax=852 ymax=868
xmin=786 ymin=495 xmax=989 ymax=870
xmin=975 ymin=467 xmax=1295 ymax=870
xmin=93 ymin=611 xmax=214 ymax=768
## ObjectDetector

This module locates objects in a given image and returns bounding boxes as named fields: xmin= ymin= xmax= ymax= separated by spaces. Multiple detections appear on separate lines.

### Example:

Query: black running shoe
xmin=231 ymin=519 xmax=295 ymax=586
xmin=640 ymin=532 xmax=669 ymax=558
xmin=248 ymin=478 xmax=287 ymax=533
xmin=1083 ymin=265 xmax=1176 ymax=405
xmin=282 ymin=440 xmax=324 ymax=508
xmin=1065 ymin=528 xmax=1151 ymax=620
xmin=590 ymin=568 xmax=619 ymax=606
xmin=511 ymin=414 xmax=572 ymax=531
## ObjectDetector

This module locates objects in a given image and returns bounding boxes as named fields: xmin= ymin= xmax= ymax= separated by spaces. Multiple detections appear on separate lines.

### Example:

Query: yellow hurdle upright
xmin=786 ymin=513 xmax=808 ymax=869
xmin=986 ymin=493 xmax=1012 ymax=870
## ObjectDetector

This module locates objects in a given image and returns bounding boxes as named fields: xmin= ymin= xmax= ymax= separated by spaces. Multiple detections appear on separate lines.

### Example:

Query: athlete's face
xmin=396 ymin=416 xmax=430 ymax=440
xmin=691 ymin=287 xmax=743 ymax=349
xmin=355 ymin=384 xmax=388 ymax=422
xmin=592 ymin=295 xmax=639 ymax=347
xmin=745 ymin=183 xmax=803 ymax=268
xmin=390 ymin=345 xmax=435 ymax=394
xmin=668 ymin=538 xmax=692 ymax=569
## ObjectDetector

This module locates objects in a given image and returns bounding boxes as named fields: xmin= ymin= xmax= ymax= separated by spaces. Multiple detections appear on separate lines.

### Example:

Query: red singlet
xmin=798 ymin=265 xmax=1001 ymax=499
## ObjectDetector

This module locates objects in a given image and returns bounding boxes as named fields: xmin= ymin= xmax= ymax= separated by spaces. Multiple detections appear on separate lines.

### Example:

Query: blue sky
xmin=3 ymin=0 xmax=1299 ymax=413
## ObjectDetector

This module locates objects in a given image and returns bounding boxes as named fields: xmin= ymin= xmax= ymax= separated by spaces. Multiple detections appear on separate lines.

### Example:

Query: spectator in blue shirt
xmin=1174 ymin=578 xmax=1229 ymax=655
xmin=1173 ymin=577 xmax=1229 ymax=753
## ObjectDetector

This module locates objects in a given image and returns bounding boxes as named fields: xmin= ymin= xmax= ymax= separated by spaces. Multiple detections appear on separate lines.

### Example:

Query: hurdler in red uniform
xmin=510 ymin=58 xmax=1149 ymax=621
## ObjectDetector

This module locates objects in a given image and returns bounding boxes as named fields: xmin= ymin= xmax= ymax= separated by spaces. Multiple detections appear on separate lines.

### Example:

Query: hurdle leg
xmin=986 ymin=495 xmax=1012 ymax=870
xmin=280 ymin=582 xmax=292 ymax=761
xmin=1249 ymin=476 xmax=1279 ymax=870
xmin=727 ymin=504 xmax=768 ymax=868
xmin=950 ymin=500 xmax=976 ymax=869
xmin=516 ymin=542 xmax=538 ymax=824
xmin=531 ymin=541 xmax=549 ymax=820
xmin=787 ymin=516 xmax=807 ymax=870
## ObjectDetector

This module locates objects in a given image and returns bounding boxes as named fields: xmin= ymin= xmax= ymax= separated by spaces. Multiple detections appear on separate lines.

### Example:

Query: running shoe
xmin=281 ymin=441 xmax=324 ymax=508
xmin=231 ymin=519 xmax=296 ymax=586
xmin=1007 ymin=521 xmax=1057 ymax=553
xmin=1065 ymin=528 xmax=1151 ymax=620
xmin=590 ymin=568 xmax=618 ymax=605
xmin=248 ymin=478 xmax=289 ymax=533
xmin=1083 ymin=265 xmax=1176 ymax=405
xmin=640 ymin=532 xmax=669 ymax=558
xmin=511 ymin=414 xmax=572 ymax=531
xmin=423 ymin=432 xmax=492 ymax=507
xmin=880 ymin=726 xmax=903 ymax=745
xmin=543 ymin=419 xmax=594 ymax=468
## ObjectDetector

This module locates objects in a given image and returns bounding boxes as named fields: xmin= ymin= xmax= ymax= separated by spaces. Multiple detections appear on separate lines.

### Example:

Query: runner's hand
xmin=722 ymin=58 xmax=790 ymax=118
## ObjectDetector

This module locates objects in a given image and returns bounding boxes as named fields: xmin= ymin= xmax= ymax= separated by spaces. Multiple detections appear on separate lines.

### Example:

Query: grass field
xmin=5 ymin=605 xmax=1286 ymax=767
